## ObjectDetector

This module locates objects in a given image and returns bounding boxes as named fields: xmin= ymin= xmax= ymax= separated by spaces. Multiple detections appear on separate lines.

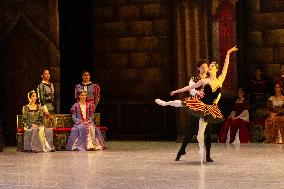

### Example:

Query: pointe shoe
xmin=175 ymin=150 xmax=186 ymax=161
xmin=199 ymin=148 xmax=206 ymax=164
xmin=155 ymin=99 xmax=167 ymax=106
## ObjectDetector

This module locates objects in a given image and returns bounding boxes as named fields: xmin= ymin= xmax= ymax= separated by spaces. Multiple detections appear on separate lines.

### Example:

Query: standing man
xmin=175 ymin=59 xmax=214 ymax=162
xmin=37 ymin=69 xmax=55 ymax=113
xmin=75 ymin=70 xmax=100 ymax=109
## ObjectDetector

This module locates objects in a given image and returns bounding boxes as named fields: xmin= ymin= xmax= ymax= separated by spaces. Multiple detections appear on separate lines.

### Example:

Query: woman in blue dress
xmin=67 ymin=90 xmax=106 ymax=151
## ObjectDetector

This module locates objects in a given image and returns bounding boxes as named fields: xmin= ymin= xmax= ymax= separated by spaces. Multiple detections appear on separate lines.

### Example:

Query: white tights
xmin=197 ymin=118 xmax=208 ymax=163
xmin=155 ymin=99 xmax=182 ymax=107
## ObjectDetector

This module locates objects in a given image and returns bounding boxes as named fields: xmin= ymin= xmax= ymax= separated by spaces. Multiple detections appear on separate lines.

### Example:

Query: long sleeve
xmin=51 ymin=83 xmax=55 ymax=102
xmin=88 ymin=103 xmax=95 ymax=123
xmin=228 ymin=111 xmax=236 ymax=118
xmin=22 ymin=106 xmax=30 ymax=129
xmin=236 ymin=110 xmax=249 ymax=122
xmin=71 ymin=104 xmax=82 ymax=125
xmin=36 ymin=105 xmax=44 ymax=125
xmin=37 ymin=84 xmax=45 ymax=105
xmin=93 ymin=84 xmax=100 ymax=106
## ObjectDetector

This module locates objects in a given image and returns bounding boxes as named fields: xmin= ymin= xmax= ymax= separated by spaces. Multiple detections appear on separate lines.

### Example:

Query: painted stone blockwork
xmin=243 ymin=0 xmax=284 ymax=85
xmin=93 ymin=1 xmax=175 ymax=139
xmin=0 ymin=0 xmax=59 ymax=145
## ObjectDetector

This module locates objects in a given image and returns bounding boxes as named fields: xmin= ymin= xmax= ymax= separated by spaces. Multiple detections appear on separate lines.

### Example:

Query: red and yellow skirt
xmin=182 ymin=96 xmax=224 ymax=124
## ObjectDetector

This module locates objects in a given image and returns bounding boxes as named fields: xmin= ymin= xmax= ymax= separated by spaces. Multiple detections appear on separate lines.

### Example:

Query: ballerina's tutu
xmin=182 ymin=96 xmax=224 ymax=124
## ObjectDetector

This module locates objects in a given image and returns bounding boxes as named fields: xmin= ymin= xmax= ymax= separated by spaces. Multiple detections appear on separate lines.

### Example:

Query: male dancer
xmin=37 ymin=69 xmax=55 ymax=113
xmin=173 ymin=59 xmax=213 ymax=162
xmin=75 ymin=70 xmax=100 ymax=108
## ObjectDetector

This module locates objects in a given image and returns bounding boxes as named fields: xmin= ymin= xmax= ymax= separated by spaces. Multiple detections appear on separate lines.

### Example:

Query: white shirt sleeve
xmin=189 ymin=79 xmax=198 ymax=96
xmin=237 ymin=110 xmax=249 ymax=122
xmin=228 ymin=111 xmax=236 ymax=118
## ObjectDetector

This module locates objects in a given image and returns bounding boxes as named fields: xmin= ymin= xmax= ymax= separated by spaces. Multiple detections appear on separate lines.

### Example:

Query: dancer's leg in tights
xmin=175 ymin=119 xmax=197 ymax=161
xmin=155 ymin=99 xmax=182 ymax=107
xmin=197 ymin=118 xmax=208 ymax=164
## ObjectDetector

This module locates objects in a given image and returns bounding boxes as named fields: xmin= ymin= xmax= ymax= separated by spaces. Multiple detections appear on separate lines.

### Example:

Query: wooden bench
xmin=16 ymin=113 xmax=108 ymax=151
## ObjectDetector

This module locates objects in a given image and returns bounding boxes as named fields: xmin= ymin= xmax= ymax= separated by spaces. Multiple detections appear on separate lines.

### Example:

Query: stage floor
xmin=0 ymin=141 xmax=283 ymax=189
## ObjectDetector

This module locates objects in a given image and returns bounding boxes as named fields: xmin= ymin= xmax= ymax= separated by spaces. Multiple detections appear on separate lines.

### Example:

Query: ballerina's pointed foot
xmin=155 ymin=99 xmax=167 ymax=106
xmin=199 ymin=149 xmax=206 ymax=164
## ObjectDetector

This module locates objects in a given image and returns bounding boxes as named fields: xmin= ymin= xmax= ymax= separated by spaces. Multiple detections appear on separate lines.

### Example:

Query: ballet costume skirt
xmin=182 ymin=84 xmax=224 ymax=124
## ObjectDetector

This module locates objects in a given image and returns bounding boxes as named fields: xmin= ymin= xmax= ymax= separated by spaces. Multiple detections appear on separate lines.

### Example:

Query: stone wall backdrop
xmin=92 ymin=0 xmax=176 ymax=140
xmin=0 ymin=0 xmax=59 ymax=145
xmin=240 ymin=0 xmax=284 ymax=88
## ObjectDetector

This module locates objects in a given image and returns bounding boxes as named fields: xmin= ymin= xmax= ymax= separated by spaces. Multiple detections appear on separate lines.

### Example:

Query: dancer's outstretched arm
xmin=218 ymin=46 xmax=238 ymax=85
xmin=188 ymin=79 xmax=207 ymax=91
xmin=170 ymin=77 xmax=202 ymax=96
xmin=170 ymin=85 xmax=191 ymax=96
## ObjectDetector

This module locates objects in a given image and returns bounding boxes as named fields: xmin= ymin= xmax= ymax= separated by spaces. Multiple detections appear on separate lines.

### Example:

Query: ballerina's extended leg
xmin=197 ymin=118 xmax=208 ymax=164
xmin=155 ymin=99 xmax=182 ymax=107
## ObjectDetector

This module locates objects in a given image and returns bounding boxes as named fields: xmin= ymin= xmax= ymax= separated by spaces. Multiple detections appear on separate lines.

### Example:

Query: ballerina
xmin=155 ymin=46 xmax=238 ymax=164
xmin=169 ymin=59 xmax=214 ymax=162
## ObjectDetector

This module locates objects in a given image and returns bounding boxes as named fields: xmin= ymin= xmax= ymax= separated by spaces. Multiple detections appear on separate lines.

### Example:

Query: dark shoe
xmin=206 ymin=156 xmax=214 ymax=162
xmin=175 ymin=150 xmax=186 ymax=161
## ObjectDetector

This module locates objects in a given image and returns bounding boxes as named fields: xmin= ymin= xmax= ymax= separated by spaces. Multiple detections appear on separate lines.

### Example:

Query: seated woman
xmin=264 ymin=82 xmax=284 ymax=144
xmin=219 ymin=88 xmax=250 ymax=143
xmin=66 ymin=90 xmax=106 ymax=151
xmin=22 ymin=90 xmax=55 ymax=152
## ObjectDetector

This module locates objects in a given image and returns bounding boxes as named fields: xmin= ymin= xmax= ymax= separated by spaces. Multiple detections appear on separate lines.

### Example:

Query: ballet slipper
xmin=199 ymin=147 xmax=206 ymax=164
xmin=155 ymin=99 xmax=167 ymax=106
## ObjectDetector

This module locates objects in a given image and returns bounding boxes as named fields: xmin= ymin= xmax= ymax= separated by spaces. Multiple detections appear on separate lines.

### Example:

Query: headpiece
xmin=27 ymin=90 xmax=36 ymax=99
xmin=79 ymin=89 xmax=87 ymax=94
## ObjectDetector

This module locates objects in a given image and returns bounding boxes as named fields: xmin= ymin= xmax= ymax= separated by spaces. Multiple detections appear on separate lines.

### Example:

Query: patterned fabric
xmin=17 ymin=113 xmax=105 ymax=151
xmin=250 ymin=122 xmax=265 ymax=142
xmin=22 ymin=105 xmax=46 ymax=129
xmin=53 ymin=132 xmax=71 ymax=150
xmin=182 ymin=85 xmax=224 ymax=124
xmin=183 ymin=96 xmax=224 ymax=123
xmin=37 ymin=82 xmax=55 ymax=113
xmin=75 ymin=83 xmax=100 ymax=106
xmin=234 ymin=99 xmax=249 ymax=117
xmin=22 ymin=105 xmax=55 ymax=152
xmin=267 ymin=96 xmax=284 ymax=114
xmin=264 ymin=96 xmax=284 ymax=143
xmin=66 ymin=102 xmax=106 ymax=151
xmin=219 ymin=98 xmax=250 ymax=143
